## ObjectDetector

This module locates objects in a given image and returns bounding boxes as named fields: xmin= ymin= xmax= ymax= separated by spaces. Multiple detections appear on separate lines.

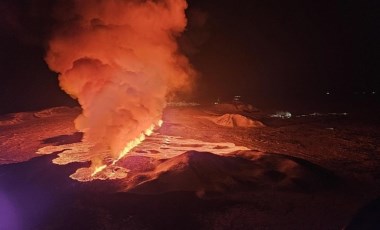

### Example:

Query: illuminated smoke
xmin=45 ymin=0 xmax=195 ymax=168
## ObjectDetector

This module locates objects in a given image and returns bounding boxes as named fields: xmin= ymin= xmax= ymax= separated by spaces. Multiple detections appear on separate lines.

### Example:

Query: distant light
xmin=372 ymin=91 xmax=376 ymax=95
xmin=326 ymin=92 xmax=330 ymax=95
xmin=233 ymin=95 xmax=241 ymax=101
xmin=270 ymin=111 xmax=292 ymax=119
xmin=295 ymin=112 xmax=348 ymax=118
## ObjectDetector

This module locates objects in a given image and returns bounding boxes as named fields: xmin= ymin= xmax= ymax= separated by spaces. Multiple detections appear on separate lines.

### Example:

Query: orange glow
xmin=91 ymin=164 xmax=107 ymax=176
xmin=115 ymin=133 xmax=146 ymax=163
xmin=144 ymin=124 xmax=155 ymax=136
xmin=111 ymin=121 xmax=161 ymax=165
xmin=45 ymin=0 xmax=195 ymax=168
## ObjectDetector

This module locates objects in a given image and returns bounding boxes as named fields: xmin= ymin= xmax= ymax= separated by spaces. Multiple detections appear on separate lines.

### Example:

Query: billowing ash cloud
xmin=45 ymin=0 xmax=195 ymax=167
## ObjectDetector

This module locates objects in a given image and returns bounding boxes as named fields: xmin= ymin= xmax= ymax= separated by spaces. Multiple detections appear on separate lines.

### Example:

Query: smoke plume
xmin=45 ymin=0 xmax=195 ymax=168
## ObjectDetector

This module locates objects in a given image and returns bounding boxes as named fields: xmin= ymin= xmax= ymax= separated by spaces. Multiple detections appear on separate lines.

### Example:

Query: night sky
xmin=0 ymin=0 xmax=379 ymax=114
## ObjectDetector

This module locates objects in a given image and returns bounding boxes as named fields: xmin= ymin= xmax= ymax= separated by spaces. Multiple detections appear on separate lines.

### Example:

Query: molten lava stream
xmin=91 ymin=165 xmax=107 ymax=177
xmin=91 ymin=120 xmax=163 ymax=177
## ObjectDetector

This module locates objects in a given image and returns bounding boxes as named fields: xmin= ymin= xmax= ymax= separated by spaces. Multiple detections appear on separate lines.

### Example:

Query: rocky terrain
xmin=0 ymin=104 xmax=379 ymax=229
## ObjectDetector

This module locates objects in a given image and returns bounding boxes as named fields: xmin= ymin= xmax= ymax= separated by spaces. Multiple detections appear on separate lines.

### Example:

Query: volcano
xmin=1 ymin=104 xmax=380 ymax=229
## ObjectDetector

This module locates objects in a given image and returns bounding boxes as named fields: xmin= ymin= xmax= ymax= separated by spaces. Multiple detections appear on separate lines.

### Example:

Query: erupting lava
xmin=114 ymin=120 xmax=161 ymax=163
xmin=45 ymin=0 xmax=195 ymax=172
xmin=92 ymin=119 xmax=163 ymax=176
xmin=89 ymin=120 xmax=163 ymax=176
xmin=91 ymin=165 xmax=107 ymax=177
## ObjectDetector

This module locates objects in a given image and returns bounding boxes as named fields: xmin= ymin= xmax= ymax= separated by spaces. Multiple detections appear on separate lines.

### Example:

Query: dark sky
xmin=0 ymin=0 xmax=379 ymax=114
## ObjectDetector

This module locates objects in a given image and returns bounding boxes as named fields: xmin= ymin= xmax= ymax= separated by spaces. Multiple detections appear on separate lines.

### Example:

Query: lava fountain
xmin=45 ymin=0 xmax=195 ymax=175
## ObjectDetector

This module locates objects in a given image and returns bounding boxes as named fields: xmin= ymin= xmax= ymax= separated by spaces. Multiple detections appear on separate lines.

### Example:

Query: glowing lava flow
xmin=91 ymin=120 xmax=164 ymax=176
xmin=113 ymin=133 xmax=146 ymax=163
xmin=144 ymin=124 xmax=155 ymax=137
xmin=114 ymin=120 xmax=163 ymax=163
xmin=36 ymin=117 xmax=251 ymax=182
xmin=91 ymin=165 xmax=107 ymax=177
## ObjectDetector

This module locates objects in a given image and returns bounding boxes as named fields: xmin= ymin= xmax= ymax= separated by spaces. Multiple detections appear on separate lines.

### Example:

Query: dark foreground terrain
xmin=0 ymin=104 xmax=379 ymax=229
